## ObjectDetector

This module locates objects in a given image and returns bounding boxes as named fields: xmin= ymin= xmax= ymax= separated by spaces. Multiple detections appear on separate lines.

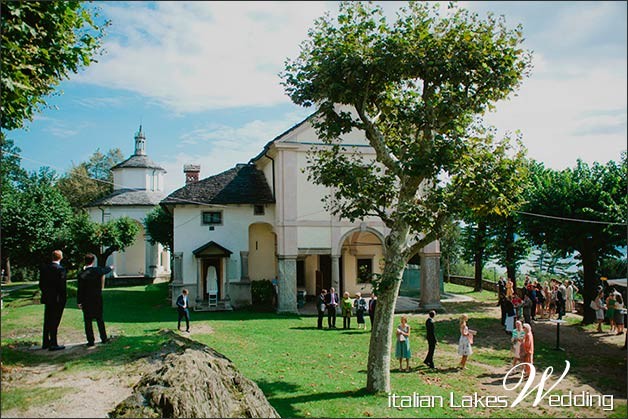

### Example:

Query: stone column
xmin=420 ymin=240 xmax=443 ymax=311
xmin=277 ymin=256 xmax=298 ymax=313
xmin=240 ymin=251 xmax=250 ymax=281
xmin=145 ymin=239 xmax=159 ymax=278
xmin=331 ymin=255 xmax=340 ymax=293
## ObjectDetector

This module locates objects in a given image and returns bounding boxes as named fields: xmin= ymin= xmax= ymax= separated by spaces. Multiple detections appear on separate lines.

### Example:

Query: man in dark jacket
xmin=424 ymin=310 xmax=437 ymax=368
xmin=316 ymin=289 xmax=327 ymax=329
xmin=77 ymin=254 xmax=113 ymax=347
xmin=176 ymin=288 xmax=190 ymax=332
xmin=39 ymin=250 xmax=67 ymax=351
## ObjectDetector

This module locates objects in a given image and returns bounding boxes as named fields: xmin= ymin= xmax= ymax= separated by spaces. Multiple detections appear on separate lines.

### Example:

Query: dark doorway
xmin=318 ymin=255 xmax=332 ymax=291
xmin=297 ymin=259 xmax=305 ymax=288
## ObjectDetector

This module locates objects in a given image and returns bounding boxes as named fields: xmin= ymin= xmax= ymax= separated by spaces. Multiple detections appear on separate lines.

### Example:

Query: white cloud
xmin=75 ymin=1 xmax=331 ymax=113
xmin=484 ymin=65 xmax=627 ymax=169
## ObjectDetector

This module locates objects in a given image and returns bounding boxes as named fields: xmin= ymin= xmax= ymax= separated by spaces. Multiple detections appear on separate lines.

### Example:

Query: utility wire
xmin=516 ymin=211 xmax=627 ymax=226
xmin=6 ymin=151 xmax=627 ymax=227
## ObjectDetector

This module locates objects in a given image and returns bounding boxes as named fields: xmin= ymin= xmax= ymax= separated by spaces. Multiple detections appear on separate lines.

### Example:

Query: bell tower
xmin=134 ymin=125 xmax=146 ymax=156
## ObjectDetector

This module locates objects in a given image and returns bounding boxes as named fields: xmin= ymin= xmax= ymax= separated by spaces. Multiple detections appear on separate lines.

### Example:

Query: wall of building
xmin=248 ymin=222 xmax=277 ymax=281
xmin=173 ymin=204 xmax=276 ymax=294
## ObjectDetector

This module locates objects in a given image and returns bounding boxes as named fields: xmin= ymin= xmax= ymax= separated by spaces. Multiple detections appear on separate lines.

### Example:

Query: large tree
xmin=56 ymin=148 xmax=124 ymax=210
xmin=521 ymin=156 xmax=627 ymax=324
xmin=282 ymin=2 xmax=531 ymax=392
xmin=1 ymin=168 xmax=73 ymax=281
xmin=65 ymin=212 xmax=140 ymax=268
xmin=1 ymin=1 xmax=107 ymax=131
xmin=144 ymin=206 xmax=174 ymax=251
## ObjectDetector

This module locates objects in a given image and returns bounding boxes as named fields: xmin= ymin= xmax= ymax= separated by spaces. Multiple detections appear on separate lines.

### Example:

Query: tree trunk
xmin=366 ymin=224 xmax=409 ymax=393
xmin=505 ymin=217 xmax=516 ymax=289
xmin=580 ymin=245 xmax=598 ymax=325
xmin=473 ymin=221 xmax=486 ymax=292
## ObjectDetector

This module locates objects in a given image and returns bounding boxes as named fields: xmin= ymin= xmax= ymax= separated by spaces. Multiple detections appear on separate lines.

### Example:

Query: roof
xmin=85 ymin=189 xmax=166 ymax=207
xmin=249 ymin=111 xmax=317 ymax=163
xmin=161 ymin=164 xmax=275 ymax=206
xmin=111 ymin=155 xmax=165 ymax=171
xmin=192 ymin=241 xmax=233 ymax=256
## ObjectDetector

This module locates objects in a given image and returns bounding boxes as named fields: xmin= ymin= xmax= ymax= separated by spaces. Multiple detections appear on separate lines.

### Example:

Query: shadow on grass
xmin=1 ymin=333 xmax=169 ymax=369
xmin=254 ymin=378 xmax=371 ymax=418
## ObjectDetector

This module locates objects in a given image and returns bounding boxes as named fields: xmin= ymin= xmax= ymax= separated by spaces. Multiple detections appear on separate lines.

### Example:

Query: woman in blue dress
xmin=395 ymin=315 xmax=411 ymax=371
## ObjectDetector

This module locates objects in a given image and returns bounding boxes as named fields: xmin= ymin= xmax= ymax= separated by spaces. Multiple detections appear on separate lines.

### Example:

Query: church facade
xmin=86 ymin=127 xmax=170 ymax=278
xmin=162 ymin=114 xmax=441 ymax=313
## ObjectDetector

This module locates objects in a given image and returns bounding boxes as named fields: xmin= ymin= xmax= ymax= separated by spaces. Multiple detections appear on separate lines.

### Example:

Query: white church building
xmin=162 ymin=113 xmax=441 ymax=313
xmin=86 ymin=127 xmax=170 ymax=278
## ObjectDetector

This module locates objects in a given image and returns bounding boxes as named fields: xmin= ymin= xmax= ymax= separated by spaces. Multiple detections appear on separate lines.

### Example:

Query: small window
xmin=357 ymin=258 xmax=373 ymax=283
xmin=253 ymin=205 xmax=265 ymax=216
xmin=202 ymin=211 xmax=222 ymax=225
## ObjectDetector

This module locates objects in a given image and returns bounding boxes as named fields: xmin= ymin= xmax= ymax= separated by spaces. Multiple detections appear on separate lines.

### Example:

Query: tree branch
xmin=353 ymin=103 xmax=401 ymax=176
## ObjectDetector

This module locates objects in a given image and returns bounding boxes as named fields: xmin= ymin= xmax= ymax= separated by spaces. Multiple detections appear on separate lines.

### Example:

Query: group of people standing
xmin=38 ymin=250 xmax=113 ymax=350
xmin=394 ymin=311 xmax=478 ymax=371
xmin=592 ymin=285 xmax=625 ymax=334
xmin=498 ymin=276 xmax=579 ymax=334
xmin=316 ymin=288 xmax=377 ymax=330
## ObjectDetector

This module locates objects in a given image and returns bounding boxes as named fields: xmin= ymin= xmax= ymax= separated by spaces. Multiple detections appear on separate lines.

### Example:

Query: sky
xmin=8 ymin=1 xmax=627 ymax=194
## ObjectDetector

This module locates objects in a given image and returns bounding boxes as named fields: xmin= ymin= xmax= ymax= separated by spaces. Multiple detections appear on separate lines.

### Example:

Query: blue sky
xmin=8 ymin=1 xmax=627 ymax=193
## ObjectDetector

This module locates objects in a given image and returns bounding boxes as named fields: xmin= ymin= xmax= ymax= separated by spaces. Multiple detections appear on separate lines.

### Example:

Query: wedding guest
xmin=326 ymin=287 xmax=339 ymax=329
xmin=176 ymin=288 xmax=190 ymax=333
xmin=341 ymin=291 xmax=353 ymax=329
xmin=504 ymin=296 xmax=516 ymax=333
xmin=395 ymin=315 xmax=411 ymax=371
xmin=39 ymin=250 xmax=67 ymax=351
xmin=521 ymin=323 xmax=534 ymax=376
xmin=606 ymin=290 xmax=617 ymax=333
xmin=613 ymin=291 xmax=624 ymax=335
xmin=316 ymin=289 xmax=327 ymax=329
xmin=368 ymin=293 xmax=377 ymax=330
xmin=353 ymin=292 xmax=367 ymax=330
xmin=423 ymin=310 xmax=437 ymax=369
xmin=511 ymin=320 xmax=525 ymax=366
xmin=566 ymin=280 xmax=579 ymax=313
xmin=457 ymin=314 xmax=475 ymax=370
xmin=593 ymin=288 xmax=606 ymax=333
xmin=522 ymin=293 xmax=533 ymax=325
xmin=506 ymin=278 xmax=514 ymax=299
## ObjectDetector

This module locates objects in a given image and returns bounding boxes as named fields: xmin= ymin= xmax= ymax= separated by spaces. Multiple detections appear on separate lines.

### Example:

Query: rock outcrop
xmin=110 ymin=331 xmax=279 ymax=418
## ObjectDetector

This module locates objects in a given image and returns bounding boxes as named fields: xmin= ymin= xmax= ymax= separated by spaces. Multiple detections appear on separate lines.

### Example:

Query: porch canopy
xmin=192 ymin=241 xmax=233 ymax=257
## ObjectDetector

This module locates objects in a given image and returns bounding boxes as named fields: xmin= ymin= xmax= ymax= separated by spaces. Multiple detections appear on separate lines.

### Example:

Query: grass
xmin=1 ymin=281 xmax=626 ymax=418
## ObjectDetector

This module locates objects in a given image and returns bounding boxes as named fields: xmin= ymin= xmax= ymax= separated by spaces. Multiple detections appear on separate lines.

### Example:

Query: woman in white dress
xmin=457 ymin=314 xmax=475 ymax=369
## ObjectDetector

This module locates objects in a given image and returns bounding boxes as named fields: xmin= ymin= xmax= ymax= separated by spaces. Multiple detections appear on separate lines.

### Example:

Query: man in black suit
xmin=176 ymin=288 xmax=191 ymax=333
xmin=326 ymin=287 xmax=338 ymax=328
xmin=423 ymin=310 xmax=437 ymax=368
xmin=316 ymin=289 xmax=327 ymax=329
xmin=39 ymin=250 xmax=67 ymax=351
xmin=77 ymin=253 xmax=113 ymax=347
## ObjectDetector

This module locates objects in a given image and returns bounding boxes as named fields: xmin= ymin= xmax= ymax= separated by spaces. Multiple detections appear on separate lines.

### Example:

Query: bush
xmin=251 ymin=279 xmax=275 ymax=307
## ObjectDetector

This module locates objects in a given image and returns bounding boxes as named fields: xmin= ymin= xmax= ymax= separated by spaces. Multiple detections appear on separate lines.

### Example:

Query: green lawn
xmin=1 ymin=282 xmax=626 ymax=418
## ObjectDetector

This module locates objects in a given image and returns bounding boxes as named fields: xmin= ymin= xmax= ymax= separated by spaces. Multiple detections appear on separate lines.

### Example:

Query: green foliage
xmin=1 ymin=168 xmax=73 ymax=268
xmin=1 ymin=1 xmax=107 ymax=131
xmin=144 ymin=206 xmax=174 ymax=250
xmin=65 ymin=212 xmax=140 ymax=267
xmin=56 ymin=148 xmax=123 ymax=210
xmin=282 ymin=1 xmax=532 ymax=391
xmin=250 ymin=279 xmax=275 ymax=308
xmin=521 ymin=156 xmax=628 ymax=322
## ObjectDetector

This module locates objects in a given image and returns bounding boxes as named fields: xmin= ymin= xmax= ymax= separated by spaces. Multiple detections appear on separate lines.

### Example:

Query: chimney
xmin=184 ymin=164 xmax=200 ymax=184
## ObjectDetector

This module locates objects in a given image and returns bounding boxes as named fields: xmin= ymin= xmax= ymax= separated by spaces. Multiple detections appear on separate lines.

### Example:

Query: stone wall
xmin=446 ymin=275 xmax=498 ymax=292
